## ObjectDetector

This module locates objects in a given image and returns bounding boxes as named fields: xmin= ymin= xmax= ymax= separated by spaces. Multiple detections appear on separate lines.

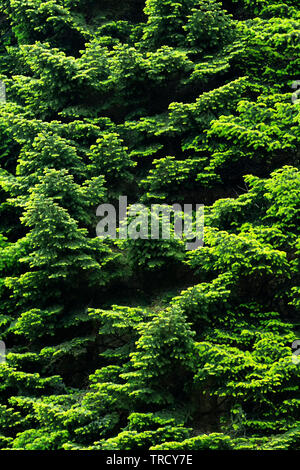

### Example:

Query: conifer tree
xmin=0 ymin=0 xmax=299 ymax=451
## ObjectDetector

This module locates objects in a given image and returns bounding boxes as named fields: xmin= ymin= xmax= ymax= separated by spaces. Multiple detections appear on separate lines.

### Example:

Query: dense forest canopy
xmin=0 ymin=0 xmax=299 ymax=450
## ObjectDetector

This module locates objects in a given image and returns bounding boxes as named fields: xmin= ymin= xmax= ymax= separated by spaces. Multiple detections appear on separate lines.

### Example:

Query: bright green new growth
xmin=0 ymin=0 xmax=299 ymax=450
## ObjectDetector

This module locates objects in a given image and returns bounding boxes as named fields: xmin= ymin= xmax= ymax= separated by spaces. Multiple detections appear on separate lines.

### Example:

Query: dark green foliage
xmin=0 ymin=0 xmax=299 ymax=451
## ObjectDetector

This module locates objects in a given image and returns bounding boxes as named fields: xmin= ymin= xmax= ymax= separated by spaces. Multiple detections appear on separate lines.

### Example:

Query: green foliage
xmin=0 ymin=0 xmax=299 ymax=452
xmin=184 ymin=0 xmax=235 ymax=51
